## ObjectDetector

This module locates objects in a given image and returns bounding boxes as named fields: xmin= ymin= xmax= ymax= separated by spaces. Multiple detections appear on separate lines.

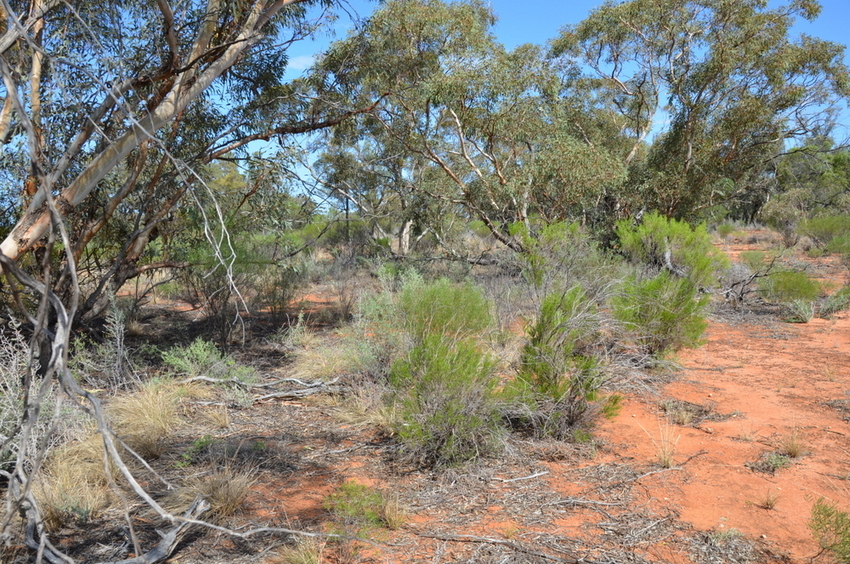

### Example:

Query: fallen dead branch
xmin=101 ymin=498 xmax=210 ymax=564
xmin=492 ymin=470 xmax=550 ymax=482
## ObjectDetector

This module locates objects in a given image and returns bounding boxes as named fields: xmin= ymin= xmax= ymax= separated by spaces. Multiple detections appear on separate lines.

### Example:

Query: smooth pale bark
xmin=0 ymin=0 xmax=304 ymax=265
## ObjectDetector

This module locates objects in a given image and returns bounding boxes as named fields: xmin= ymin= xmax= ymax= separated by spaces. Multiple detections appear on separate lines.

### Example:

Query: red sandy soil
xmin=241 ymin=237 xmax=850 ymax=563
xmin=41 ymin=233 xmax=850 ymax=564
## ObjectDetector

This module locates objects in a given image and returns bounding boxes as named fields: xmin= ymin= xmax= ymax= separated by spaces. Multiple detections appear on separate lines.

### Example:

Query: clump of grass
xmin=108 ymin=382 xmax=181 ymax=459
xmin=645 ymin=422 xmax=679 ymax=468
xmin=335 ymin=381 xmax=400 ymax=435
xmin=288 ymin=330 xmax=374 ymax=381
xmin=779 ymin=429 xmax=808 ymax=459
xmin=202 ymin=406 xmax=231 ymax=429
xmin=33 ymin=433 xmax=113 ymax=531
xmin=785 ymin=299 xmax=815 ymax=323
xmin=272 ymin=537 xmax=326 ymax=564
xmin=167 ymin=465 xmax=256 ymax=522
xmin=324 ymin=481 xmax=407 ymax=531
xmin=755 ymin=490 xmax=779 ymax=510
xmin=819 ymin=286 xmax=850 ymax=318
xmin=661 ymin=399 xmax=695 ymax=426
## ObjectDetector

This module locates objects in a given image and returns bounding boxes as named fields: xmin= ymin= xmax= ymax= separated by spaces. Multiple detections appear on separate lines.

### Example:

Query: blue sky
xmin=284 ymin=0 xmax=850 ymax=75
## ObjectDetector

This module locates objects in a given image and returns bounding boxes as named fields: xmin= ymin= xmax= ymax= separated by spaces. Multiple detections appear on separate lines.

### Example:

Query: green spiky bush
xmin=758 ymin=270 xmax=820 ymax=302
xmin=511 ymin=286 xmax=617 ymax=437
xmin=616 ymin=212 xmax=729 ymax=289
xmin=799 ymin=215 xmax=850 ymax=248
xmin=397 ymin=277 xmax=492 ymax=345
xmin=810 ymin=498 xmax=850 ymax=563
xmin=613 ymin=272 xmax=708 ymax=357
xmin=390 ymin=335 xmax=503 ymax=467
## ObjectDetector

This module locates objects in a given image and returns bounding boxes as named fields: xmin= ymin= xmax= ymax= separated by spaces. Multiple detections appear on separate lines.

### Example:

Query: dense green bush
xmin=512 ymin=286 xmax=612 ymax=438
xmin=810 ymin=498 xmax=850 ymax=563
xmin=517 ymin=221 xmax=623 ymax=301
xmin=612 ymin=272 xmax=708 ymax=357
xmin=397 ymin=277 xmax=492 ymax=345
xmin=616 ymin=212 xmax=729 ymax=289
xmin=799 ymin=215 xmax=850 ymax=248
xmin=758 ymin=270 xmax=820 ymax=302
xmin=389 ymin=335 xmax=503 ymax=467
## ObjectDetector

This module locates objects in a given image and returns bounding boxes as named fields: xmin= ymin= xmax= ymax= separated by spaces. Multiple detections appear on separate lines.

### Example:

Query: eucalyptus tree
xmin=311 ymin=0 xmax=627 ymax=255
xmin=0 ymin=0 xmax=380 ymax=323
xmin=0 ymin=0 xmax=380 ymax=559
xmin=553 ymin=0 xmax=850 ymax=220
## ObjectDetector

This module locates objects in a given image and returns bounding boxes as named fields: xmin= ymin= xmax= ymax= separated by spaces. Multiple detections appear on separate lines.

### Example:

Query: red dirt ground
xmin=265 ymin=235 xmax=850 ymax=563
xmin=41 ymin=232 xmax=850 ymax=564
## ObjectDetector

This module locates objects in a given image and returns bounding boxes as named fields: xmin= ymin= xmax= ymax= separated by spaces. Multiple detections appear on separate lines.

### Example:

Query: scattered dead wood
xmin=101 ymin=498 xmax=210 ymax=564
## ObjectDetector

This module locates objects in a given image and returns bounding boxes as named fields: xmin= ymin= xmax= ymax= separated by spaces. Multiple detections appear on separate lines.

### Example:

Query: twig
xmin=631 ymin=467 xmax=684 ymax=482
xmin=547 ymin=497 xmax=624 ymax=507
xmin=100 ymin=498 xmax=210 ymax=564
xmin=492 ymin=471 xmax=549 ymax=483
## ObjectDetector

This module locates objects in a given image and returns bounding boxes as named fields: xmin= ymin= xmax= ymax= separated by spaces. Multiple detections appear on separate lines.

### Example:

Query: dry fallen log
xmin=101 ymin=498 xmax=210 ymax=564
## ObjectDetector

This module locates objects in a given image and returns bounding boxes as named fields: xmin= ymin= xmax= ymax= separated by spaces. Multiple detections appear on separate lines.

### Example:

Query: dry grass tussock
xmin=33 ymin=432 xmax=114 ymax=531
xmin=164 ymin=465 xmax=256 ymax=522
xmin=287 ymin=328 xmax=374 ymax=381
xmin=271 ymin=536 xmax=326 ymax=564
xmin=334 ymin=381 xmax=400 ymax=435
xmin=107 ymin=381 xmax=182 ymax=459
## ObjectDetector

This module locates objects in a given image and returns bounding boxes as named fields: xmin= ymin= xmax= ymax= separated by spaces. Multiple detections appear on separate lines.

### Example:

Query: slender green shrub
xmin=515 ymin=221 xmax=624 ymax=302
xmin=512 ymin=286 xmax=614 ymax=438
xmin=810 ymin=498 xmax=850 ymax=563
xmin=389 ymin=335 xmax=503 ymax=467
xmin=758 ymin=270 xmax=820 ymax=302
xmin=799 ymin=215 xmax=850 ymax=248
xmin=616 ymin=212 xmax=729 ymax=289
xmin=397 ymin=278 xmax=491 ymax=345
xmin=612 ymin=272 xmax=708 ymax=357
xmin=161 ymin=338 xmax=255 ymax=382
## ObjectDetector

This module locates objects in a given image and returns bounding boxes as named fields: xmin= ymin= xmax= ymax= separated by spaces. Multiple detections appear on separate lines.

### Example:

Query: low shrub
xmin=612 ymin=272 xmax=708 ymax=357
xmin=0 ymin=323 xmax=62 ymax=471
xmin=759 ymin=270 xmax=820 ymax=303
xmin=324 ymin=481 xmax=386 ymax=529
xmin=799 ymin=215 xmax=850 ymax=248
xmin=390 ymin=335 xmax=503 ymax=467
xmin=397 ymin=277 xmax=491 ymax=345
xmin=161 ymin=338 xmax=256 ymax=383
xmin=616 ymin=212 xmax=729 ymax=289
xmin=820 ymin=286 xmax=850 ymax=318
xmin=511 ymin=286 xmax=616 ymax=438
xmin=810 ymin=498 xmax=850 ymax=563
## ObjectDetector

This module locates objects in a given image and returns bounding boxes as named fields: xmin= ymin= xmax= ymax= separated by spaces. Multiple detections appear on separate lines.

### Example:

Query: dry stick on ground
xmin=101 ymin=498 xmax=210 ymax=564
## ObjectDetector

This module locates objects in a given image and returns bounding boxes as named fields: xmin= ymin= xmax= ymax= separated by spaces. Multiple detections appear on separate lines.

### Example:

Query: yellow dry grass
xmin=108 ymin=381 xmax=181 ymax=459
xmin=33 ymin=432 xmax=113 ymax=531
xmin=165 ymin=465 xmax=256 ymax=522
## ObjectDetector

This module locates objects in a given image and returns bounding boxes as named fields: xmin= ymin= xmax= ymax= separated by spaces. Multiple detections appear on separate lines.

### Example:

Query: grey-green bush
xmin=390 ymin=335 xmax=503 ymax=467
xmin=512 ymin=286 xmax=610 ymax=438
